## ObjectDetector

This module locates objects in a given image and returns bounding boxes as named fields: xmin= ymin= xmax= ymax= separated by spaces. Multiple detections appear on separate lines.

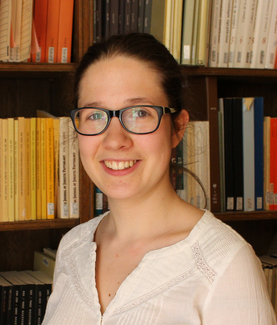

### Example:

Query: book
xmin=14 ymin=119 xmax=19 ymax=222
xmin=57 ymin=0 xmax=74 ymax=63
xmin=254 ymin=97 xmax=264 ymax=210
xmin=143 ymin=0 xmax=152 ymax=33
xmin=36 ymin=118 xmax=42 ymax=219
xmin=228 ymin=0 xmax=240 ymax=67
xmin=46 ymin=118 xmax=55 ymax=219
xmin=40 ymin=118 xmax=47 ymax=219
xmin=45 ymin=0 xmax=61 ymax=63
xmin=0 ymin=275 xmax=12 ymax=325
xmin=217 ymin=0 xmax=233 ymax=67
xmin=10 ymin=0 xmax=22 ymax=62
xmin=242 ymin=98 xmax=255 ymax=211
xmin=131 ymin=0 xmax=139 ymax=32
xmin=1 ymin=119 xmax=8 ymax=222
xmin=172 ymin=0 xmax=184 ymax=63
xmin=34 ymin=251 xmax=56 ymax=279
xmin=232 ymin=98 xmax=244 ymax=211
xmin=19 ymin=0 xmax=34 ymax=62
xmin=218 ymin=99 xmax=226 ymax=212
xmin=264 ymin=116 xmax=271 ymax=210
xmin=110 ymin=0 xmax=119 ymax=36
xmin=0 ymin=0 xmax=12 ymax=61
xmin=270 ymin=118 xmax=277 ymax=210
xmin=265 ymin=0 xmax=277 ymax=69
xmin=138 ymin=0 xmax=145 ymax=33
xmin=17 ymin=117 xmax=26 ymax=221
xmin=33 ymin=0 xmax=48 ymax=62
xmin=95 ymin=187 xmax=104 ymax=216
xmin=68 ymin=120 xmax=80 ymax=219
xmin=0 ymin=120 xmax=3 ymax=221
xmin=250 ymin=0 xmax=274 ymax=69
xmin=191 ymin=0 xmax=200 ymax=65
xmin=57 ymin=117 xmax=69 ymax=219
xmin=208 ymin=0 xmax=220 ymax=67
xmin=30 ymin=118 xmax=37 ymax=220
xmin=25 ymin=118 xmax=32 ymax=220
xmin=7 ymin=118 xmax=14 ymax=222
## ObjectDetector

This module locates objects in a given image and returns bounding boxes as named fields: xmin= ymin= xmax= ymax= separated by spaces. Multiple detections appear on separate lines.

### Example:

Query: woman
xmin=42 ymin=33 xmax=276 ymax=324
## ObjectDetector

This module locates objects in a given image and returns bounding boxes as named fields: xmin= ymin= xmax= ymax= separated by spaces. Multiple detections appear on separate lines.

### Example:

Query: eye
xmin=88 ymin=111 xmax=104 ymax=120
xmin=133 ymin=109 xmax=149 ymax=118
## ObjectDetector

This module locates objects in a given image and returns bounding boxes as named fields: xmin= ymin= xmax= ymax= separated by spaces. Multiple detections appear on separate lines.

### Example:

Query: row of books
xmin=0 ymin=270 xmax=53 ymax=325
xmin=99 ymin=0 xmax=277 ymax=68
xmin=0 ymin=112 xmax=79 ymax=222
xmin=0 ymin=0 xmax=74 ymax=63
xmin=218 ymin=97 xmax=277 ymax=212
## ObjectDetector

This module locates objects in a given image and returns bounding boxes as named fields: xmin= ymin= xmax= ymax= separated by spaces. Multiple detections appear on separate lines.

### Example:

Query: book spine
xmin=45 ymin=0 xmax=61 ymax=63
xmin=0 ymin=120 xmax=3 ymax=221
xmin=232 ymin=98 xmax=244 ymax=211
xmin=209 ymin=0 xmax=221 ymax=67
xmin=14 ymin=119 xmax=19 ymax=221
xmin=58 ymin=117 xmax=69 ymax=219
xmin=25 ymin=118 xmax=31 ymax=220
xmin=131 ymin=0 xmax=139 ymax=32
xmin=254 ymin=97 xmax=264 ymax=210
xmin=265 ymin=0 xmax=277 ymax=69
xmin=8 ymin=118 xmax=15 ymax=221
xmin=46 ymin=118 xmax=55 ymax=219
xmin=143 ymin=0 xmax=152 ymax=33
xmin=41 ymin=118 xmax=47 ymax=219
xmin=110 ymin=0 xmax=119 ymax=36
xmin=172 ymin=0 xmax=184 ymax=63
xmin=30 ymin=118 xmax=37 ymax=220
xmin=18 ymin=117 xmax=26 ymax=221
xmin=228 ymin=0 xmax=240 ymax=67
xmin=19 ymin=0 xmax=33 ymax=62
xmin=138 ymin=0 xmax=145 ymax=33
xmin=269 ymin=118 xmax=276 ymax=210
xmin=36 ymin=118 xmax=42 ymax=219
xmin=95 ymin=187 xmax=103 ymax=216
xmin=119 ymin=0 xmax=125 ymax=34
xmin=264 ymin=116 xmax=271 ymax=210
xmin=243 ymin=98 xmax=255 ymax=211
xmin=69 ymin=120 xmax=80 ymax=219
xmin=57 ymin=0 xmax=74 ymax=63
xmin=2 ymin=120 xmax=9 ymax=222
xmin=32 ymin=0 xmax=48 ymax=62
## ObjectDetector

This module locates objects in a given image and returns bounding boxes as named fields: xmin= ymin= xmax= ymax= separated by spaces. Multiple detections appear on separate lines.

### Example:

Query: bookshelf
xmin=0 ymin=0 xmax=94 ymax=272
xmin=1 ymin=0 xmax=277 ymax=271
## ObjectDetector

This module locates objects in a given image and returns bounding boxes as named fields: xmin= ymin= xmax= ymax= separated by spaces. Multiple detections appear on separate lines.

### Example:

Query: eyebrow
xmin=82 ymin=97 xmax=152 ymax=108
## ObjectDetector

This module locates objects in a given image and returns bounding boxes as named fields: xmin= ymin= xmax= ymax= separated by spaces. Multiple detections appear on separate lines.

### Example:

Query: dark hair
xmin=74 ymin=33 xmax=186 ymax=117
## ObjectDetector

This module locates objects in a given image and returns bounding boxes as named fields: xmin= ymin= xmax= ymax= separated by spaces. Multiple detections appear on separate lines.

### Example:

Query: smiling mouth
xmin=104 ymin=160 xmax=137 ymax=170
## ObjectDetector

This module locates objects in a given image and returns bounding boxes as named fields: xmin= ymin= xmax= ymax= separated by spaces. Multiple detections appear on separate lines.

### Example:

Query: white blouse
xmin=42 ymin=210 xmax=276 ymax=325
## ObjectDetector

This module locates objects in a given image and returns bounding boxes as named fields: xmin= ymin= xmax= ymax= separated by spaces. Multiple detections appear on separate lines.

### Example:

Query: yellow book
xmin=2 ymin=119 xmax=8 ymax=222
xmin=30 ymin=118 xmax=37 ymax=220
xmin=172 ymin=0 xmax=183 ymax=63
xmin=53 ymin=118 xmax=60 ymax=216
xmin=25 ymin=118 xmax=31 ymax=220
xmin=7 ymin=118 xmax=14 ymax=222
xmin=69 ymin=119 xmax=79 ymax=219
xmin=36 ymin=118 xmax=42 ymax=219
xmin=17 ymin=117 xmax=26 ymax=220
xmin=0 ymin=119 xmax=3 ymax=221
xmin=14 ymin=119 xmax=19 ymax=221
xmin=41 ymin=118 xmax=47 ymax=219
xmin=46 ymin=118 xmax=55 ymax=219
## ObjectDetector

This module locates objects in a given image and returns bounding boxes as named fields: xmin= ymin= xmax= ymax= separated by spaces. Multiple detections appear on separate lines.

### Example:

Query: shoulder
xmin=189 ymin=210 xmax=259 ymax=276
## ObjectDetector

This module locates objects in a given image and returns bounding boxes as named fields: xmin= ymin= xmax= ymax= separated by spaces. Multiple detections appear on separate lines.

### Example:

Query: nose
xmin=102 ymin=116 xmax=133 ymax=150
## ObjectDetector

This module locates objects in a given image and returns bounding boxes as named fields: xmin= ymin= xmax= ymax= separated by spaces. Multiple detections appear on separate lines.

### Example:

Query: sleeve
xmin=202 ymin=244 xmax=277 ymax=325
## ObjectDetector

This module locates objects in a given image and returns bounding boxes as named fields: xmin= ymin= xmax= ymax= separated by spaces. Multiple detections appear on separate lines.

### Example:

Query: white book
xmin=209 ymin=0 xmax=221 ymax=67
xmin=191 ymin=0 xmax=200 ymax=65
xmin=181 ymin=0 xmax=196 ymax=64
xmin=68 ymin=119 xmax=80 ymax=219
xmin=233 ymin=0 xmax=257 ymax=68
xmin=217 ymin=0 xmax=233 ymax=67
xmin=250 ymin=0 xmax=274 ymax=69
xmin=265 ymin=0 xmax=277 ymax=69
xmin=228 ymin=0 xmax=241 ymax=67
xmin=57 ymin=117 xmax=69 ymax=219
xmin=172 ymin=0 xmax=184 ymax=63
xmin=243 ymin=98 xmax=255 ymax=211
xmin=0 ymin=0 xmax=12 ymax=61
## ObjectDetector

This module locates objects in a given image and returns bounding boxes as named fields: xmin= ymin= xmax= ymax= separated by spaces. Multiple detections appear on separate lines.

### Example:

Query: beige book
xmin=33 ymin=251 xmax=55 ymax=279
xmin=0 ymin=120 xmax=3 ymax=220
xmin=1 ymin=120 xmax=8 ymax=221
xmin=172 ymin=0 xmax=184 ymax=63
xmin=0 ymin=0 xmax=12 ymax=61
xmin=17 ymin=117 xmax=26 ymax=220
xmin=7 ymin=118 xmax=14 ymax=222
xmin=46 ymin=118 xmax=55 ymax=219
xmin=69 ymin=119 xmax=80 ymax=219
xmin=19 ymin=0 xmax=34 ymax=61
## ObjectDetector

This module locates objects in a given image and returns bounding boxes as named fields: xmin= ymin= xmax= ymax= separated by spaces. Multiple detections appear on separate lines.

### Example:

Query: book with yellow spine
xmin=46 ymin=118 xmax=55 ymax=219
xmin=36 ymin=118 xmax=42 ymax=219
xmin=7 ymin=118 xmax=14 ymax=221
xmin=41 ymin=118 xmax=47 ymax=219
xmin=25 ymin=118 xmax=31 ymax=220
xmin=17 ymin=117 xmax=26 ymax=220
xmin=0 ymin=119 xmax=4 ymax=221
xmin=14 ymin=119 xmax=19 ymax=221
xmin=2 ymin=119 xmax=8 ymax=222
xmin=30 ymin=118 xmax=37 ymax=220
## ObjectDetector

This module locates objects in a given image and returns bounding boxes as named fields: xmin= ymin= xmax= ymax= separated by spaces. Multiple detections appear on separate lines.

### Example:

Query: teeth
xmin=104 ymin=160 xmax=137 ymax=170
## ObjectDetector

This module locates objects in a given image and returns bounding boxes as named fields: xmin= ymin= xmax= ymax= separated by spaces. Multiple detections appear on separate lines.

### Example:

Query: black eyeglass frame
xmin=69 ymin=105 xmax=177 ymax=136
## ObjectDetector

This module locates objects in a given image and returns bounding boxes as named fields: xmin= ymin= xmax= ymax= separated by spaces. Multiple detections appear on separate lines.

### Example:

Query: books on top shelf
xmin=0 ymin=0 xmax=74 ymax=63
xmin=0 ymin=113 xmax=80 ymax=223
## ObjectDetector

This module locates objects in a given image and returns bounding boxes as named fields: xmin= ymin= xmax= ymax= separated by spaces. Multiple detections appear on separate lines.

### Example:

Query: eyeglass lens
xmin=74 ymin=106 xmax=160 ymax=135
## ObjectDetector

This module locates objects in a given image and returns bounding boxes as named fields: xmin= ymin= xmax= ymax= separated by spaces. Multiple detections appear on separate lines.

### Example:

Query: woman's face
xmin=77 ymin=55 xmax=183 ymax=201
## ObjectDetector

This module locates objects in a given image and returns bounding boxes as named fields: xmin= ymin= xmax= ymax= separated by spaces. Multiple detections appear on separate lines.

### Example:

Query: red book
xmin=270 ymin=118 xmax=277 ymax=210
xmin=57 ymin=0 xmax=74 ymax=63
xmin=32 ymin=0 xmax=48 ymax=63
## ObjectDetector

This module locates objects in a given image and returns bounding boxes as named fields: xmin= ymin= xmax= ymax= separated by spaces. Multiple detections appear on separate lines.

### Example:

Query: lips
xmin=104 ymin=160 xmax=137 ymax=170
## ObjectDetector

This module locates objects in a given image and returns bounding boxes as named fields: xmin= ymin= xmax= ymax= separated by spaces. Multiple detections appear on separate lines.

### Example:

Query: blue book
xmin=95 ymin=187 xmax=103 ymax=216
xmin=254 ymin=97 xmax=264 ymax=210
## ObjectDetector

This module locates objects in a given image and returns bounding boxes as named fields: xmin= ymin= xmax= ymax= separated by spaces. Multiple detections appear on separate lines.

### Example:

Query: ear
xmin=171 ymin=110 xmax=189 ymax=148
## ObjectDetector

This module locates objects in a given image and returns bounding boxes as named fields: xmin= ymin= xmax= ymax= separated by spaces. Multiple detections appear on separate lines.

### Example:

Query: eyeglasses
xmin=69 ymin=105 xmax=177 ymax=135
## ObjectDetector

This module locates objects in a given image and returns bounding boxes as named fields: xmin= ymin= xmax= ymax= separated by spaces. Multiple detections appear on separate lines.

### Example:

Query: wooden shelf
xmin=0 ymin=62 xmax=77 ymax=78
xmin=181 ymin=66 xmax=277 ymax=78
xmin=215 ymin=210 xmax=277 ymax=222
xmin=0 ymin=218 xmax=80 ymax=232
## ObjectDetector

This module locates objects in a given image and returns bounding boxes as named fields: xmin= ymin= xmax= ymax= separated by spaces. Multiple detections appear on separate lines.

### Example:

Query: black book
xmin=125 ymin=0 xmax=131 ymax=34
xmin=110 ymin=0 xmax=119 ymax=36
xmin=232 ymin=98 xmax=244 ymax=211
xmin=119 ymin=0 xmax=125 ymax=34
xmin=0 ymin=275 xmax=12 ymax=325
xmin=131 ymin=0 xmax=139 ymax=32
xmin=138 ymin=0 xmax=145 ymax=33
